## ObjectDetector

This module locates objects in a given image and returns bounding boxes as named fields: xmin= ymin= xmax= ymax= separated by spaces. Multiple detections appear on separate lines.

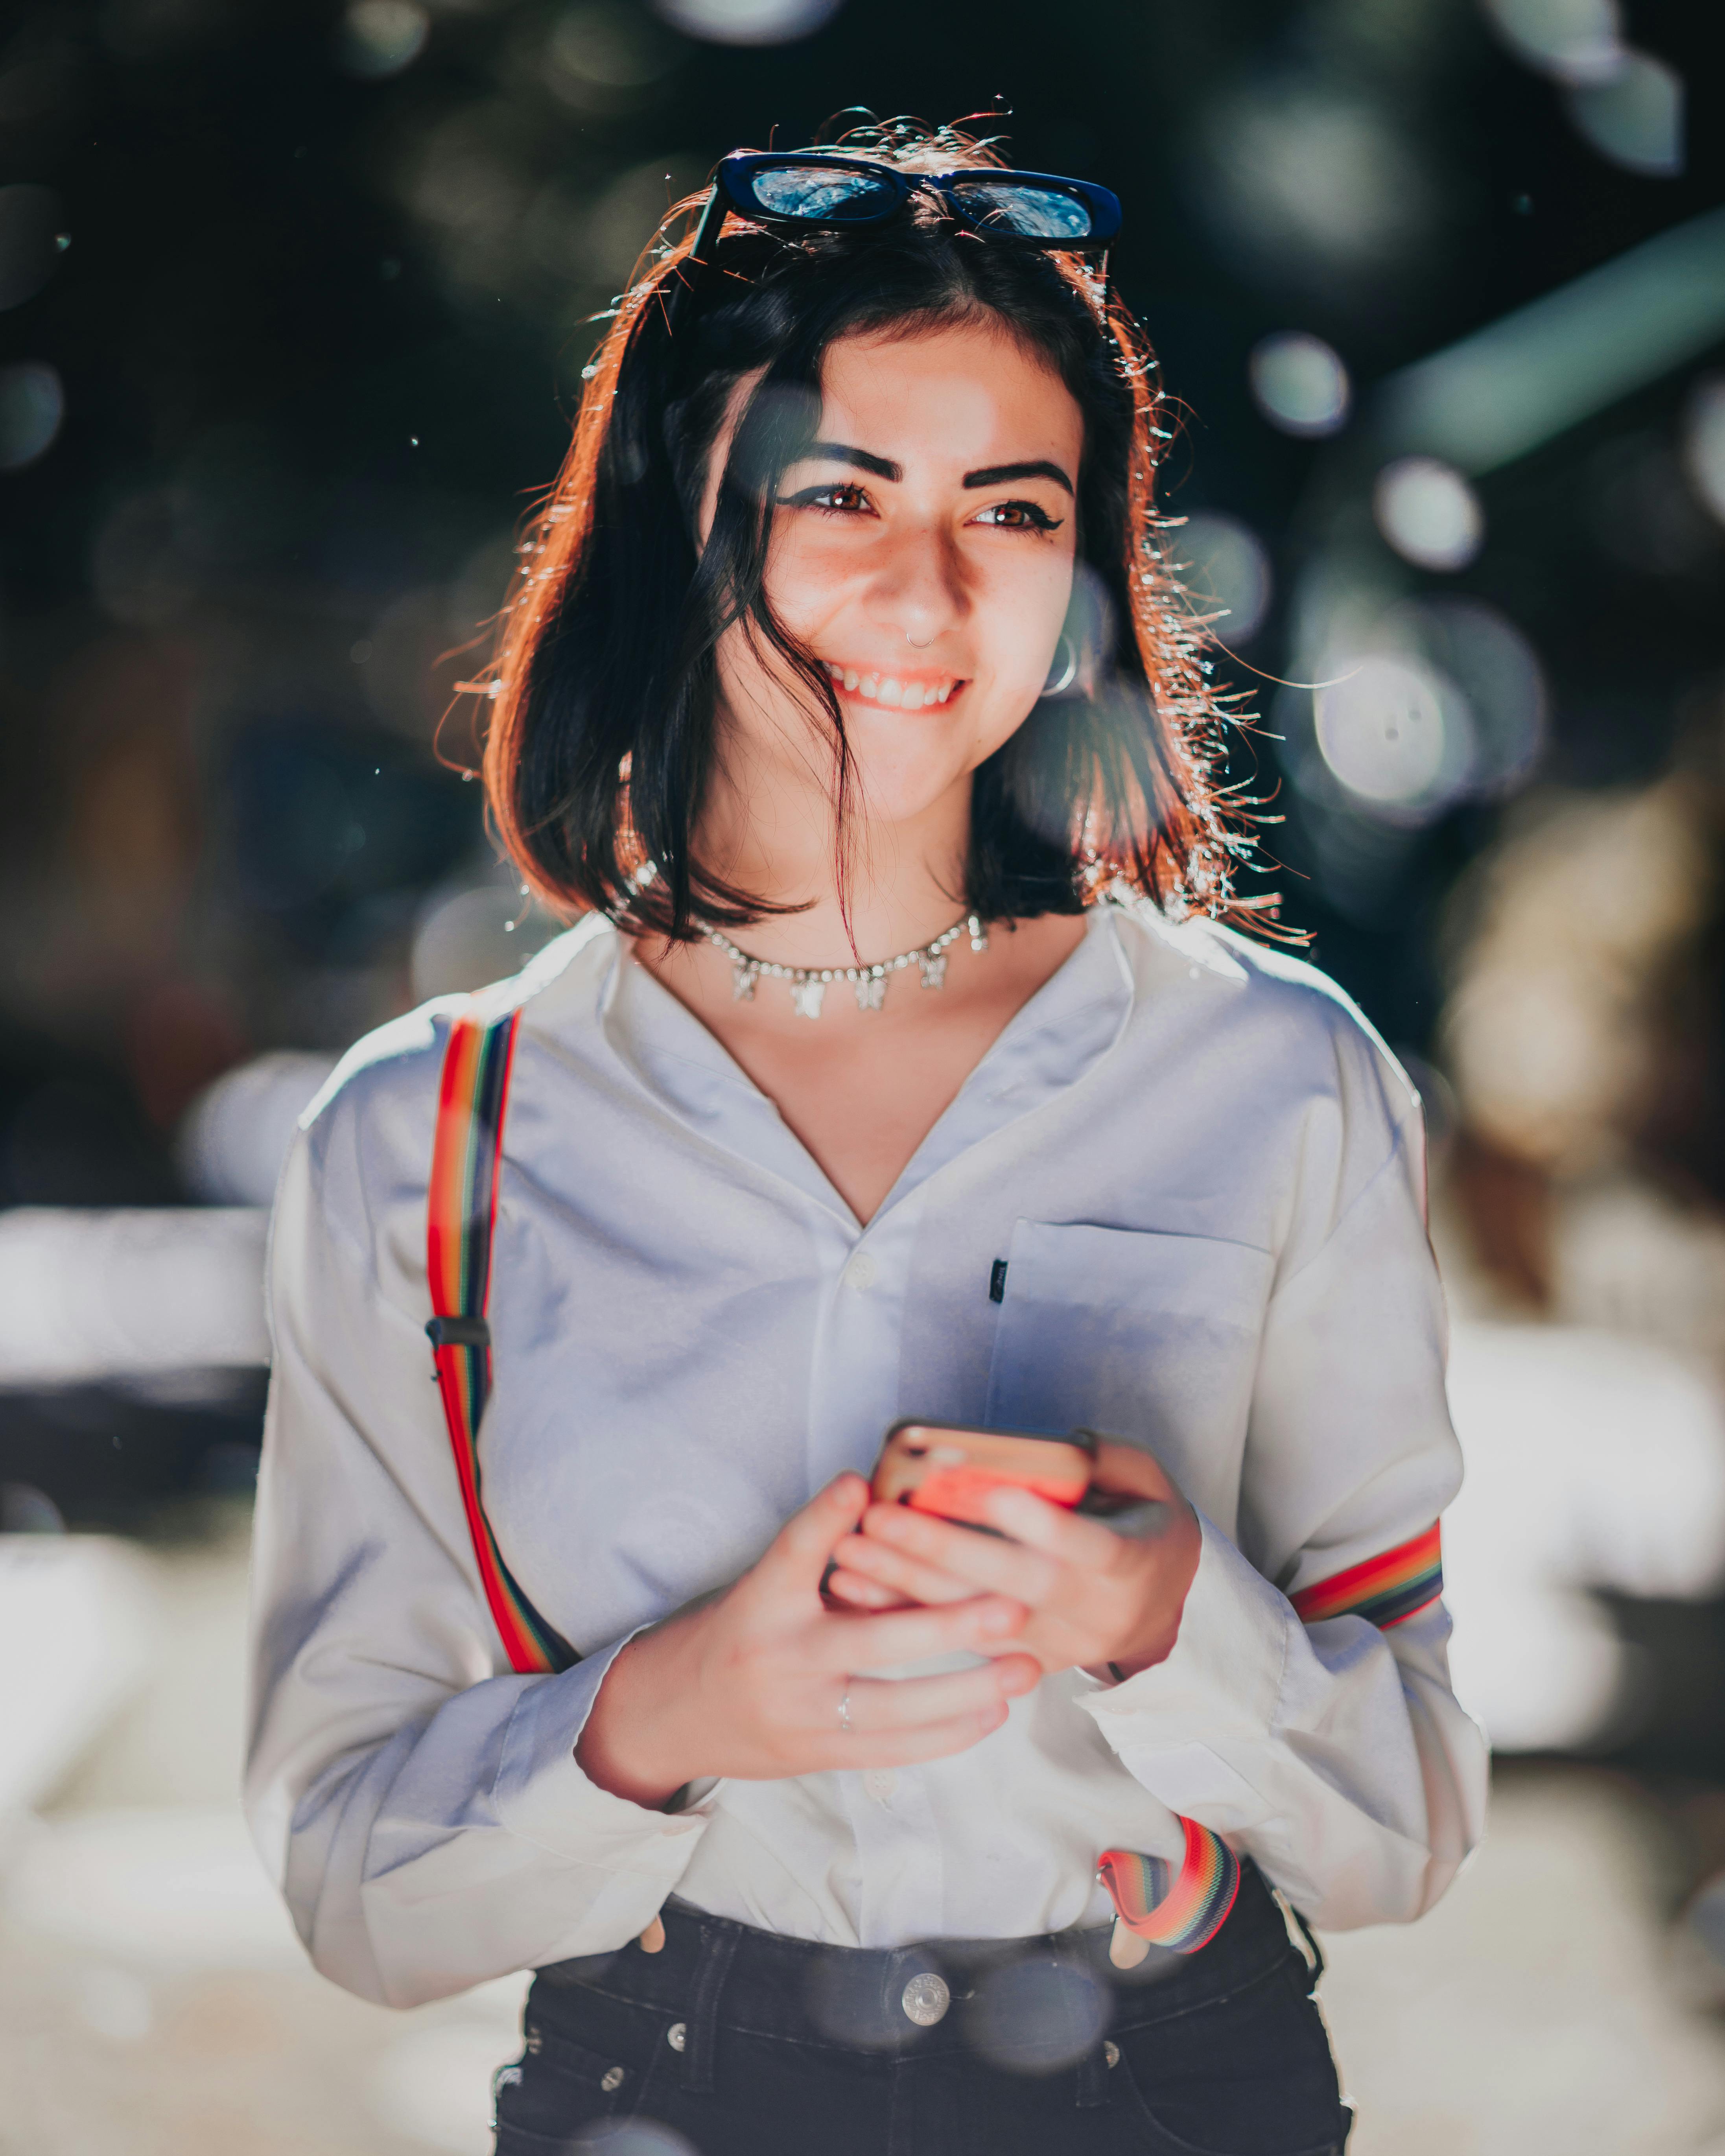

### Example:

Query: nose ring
xmin=905 ymin=631 xmax=934 ymax=649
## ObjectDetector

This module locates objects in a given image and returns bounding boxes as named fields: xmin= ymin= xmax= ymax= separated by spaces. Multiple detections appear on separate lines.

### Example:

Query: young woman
xmin=247 ymin=125 xmax=1486 ymax=2156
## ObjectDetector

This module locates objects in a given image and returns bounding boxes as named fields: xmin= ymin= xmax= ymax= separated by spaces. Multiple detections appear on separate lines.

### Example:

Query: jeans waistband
xmin=533 ymin=1858 xmax=1302 ymax=2088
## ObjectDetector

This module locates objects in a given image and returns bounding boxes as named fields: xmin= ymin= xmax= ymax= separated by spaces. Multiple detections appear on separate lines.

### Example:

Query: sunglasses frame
xmin=670 ymin=153 xmax=1121 ymax=324
xmin=714 ymin=152 xmax=1120 ymax=248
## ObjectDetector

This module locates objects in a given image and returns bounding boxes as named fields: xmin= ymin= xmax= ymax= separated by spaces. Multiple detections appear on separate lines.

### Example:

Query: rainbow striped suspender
xmin=426 ymin=1001 xmax=576 ymax=1678
xmin=424 ymin=995 xmax=1445 ymax=1946
xmin=1098 ymin=1519 xmax=1444 ymax=1957
xmin=1289 ymin=1521 xmax=1443 ymax=1630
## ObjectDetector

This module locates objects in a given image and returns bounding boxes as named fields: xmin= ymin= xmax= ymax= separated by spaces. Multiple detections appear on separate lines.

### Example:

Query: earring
xmin=1041 ymin=633 xmax=1080 ymax=698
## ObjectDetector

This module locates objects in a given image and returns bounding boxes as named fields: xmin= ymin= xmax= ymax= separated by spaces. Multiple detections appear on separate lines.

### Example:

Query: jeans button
xmin=600 ymin=2066 xmax=625 ymax=2092
xmin=666 ymin=2021 xmax=687 ymax=2052
xmin=1104 ymin=2040 xmax=1121 ymax=2068
xmin=901 ymin=1972 xmax=950 ymax=2026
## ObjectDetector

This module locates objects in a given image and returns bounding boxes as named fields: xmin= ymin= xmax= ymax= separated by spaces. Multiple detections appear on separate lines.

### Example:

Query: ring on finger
xmin=837 ymin=1683 xmax=853 ymax=1733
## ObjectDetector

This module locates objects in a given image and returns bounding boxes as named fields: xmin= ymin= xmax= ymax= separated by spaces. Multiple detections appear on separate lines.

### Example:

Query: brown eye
xmin=974 ymin=500 xmax=1061 ymax=533
xmin=784 ymin=481 xmax=873 ymax=514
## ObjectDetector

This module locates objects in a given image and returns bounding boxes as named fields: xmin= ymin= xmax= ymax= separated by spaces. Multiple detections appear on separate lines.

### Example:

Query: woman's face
xmin=703 ymin=317 xmax=1084 ymax=835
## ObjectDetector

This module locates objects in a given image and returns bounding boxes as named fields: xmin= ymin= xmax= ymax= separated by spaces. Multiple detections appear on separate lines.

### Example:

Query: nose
xmin=863 ymin=518 xmax=966 ymax=650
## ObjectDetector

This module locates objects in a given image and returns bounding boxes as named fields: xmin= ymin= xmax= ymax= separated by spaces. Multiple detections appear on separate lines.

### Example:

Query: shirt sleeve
xmin=243 ymin=1068 xmax=716 ymax=2008
xmin=1076 ymin=1030 xmax=1489 ymax=1931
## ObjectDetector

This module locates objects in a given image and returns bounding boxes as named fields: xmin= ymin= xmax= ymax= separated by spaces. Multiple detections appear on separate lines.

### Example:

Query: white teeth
xmin=822 ymin=667 xmax=960 ymax=707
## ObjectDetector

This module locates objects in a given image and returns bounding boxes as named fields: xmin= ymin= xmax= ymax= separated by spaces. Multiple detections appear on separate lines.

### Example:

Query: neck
xmin=690 ymin=751 xmax=976 ymax=967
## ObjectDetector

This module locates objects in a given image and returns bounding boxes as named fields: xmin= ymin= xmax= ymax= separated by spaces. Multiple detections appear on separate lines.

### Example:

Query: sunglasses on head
xmin=673 ymin=152 xmax=1121 ymax=318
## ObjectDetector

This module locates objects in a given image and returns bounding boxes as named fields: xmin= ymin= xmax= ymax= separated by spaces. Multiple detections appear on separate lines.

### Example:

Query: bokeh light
xmin=1315 ymin=655 xmax=1467 ymax=813
xmin=1289 ymin=592 xmax=1546 ymax=826
xmin=1398 ymin=597 xmax=1547 ymax=799
xmin=1478 ymin=0 xmax=1625 ymax=85
xmin=1248 ymin=331 xmax=1351 ymax=437
xmin=540 ymin=3 xmax=678 ymax=112
xmin=1565 ymin=51 xmax=1685 ymax=178
xmin=1373 ymin=456 xmax=1485 ymax=570
xmin=1441 ymin=784 xmax=1712 ymax=1173
xmin=1198 ymin=76 xmax=1438 ymax=290
xmin=1684 ymin=376 xmax=1725 ymax=525
xmin=335 ymin=0 xmax=429 ymax=79
xmin=1180 ymin=512 xmax=1273 ymax=644
xmin=649 ymin=0 xmax=843 ymax=44
xmin=177 ymin=1054 xmax=338 ymax=1208
xmin=0 ymin=1207 xmax=269 ymax=1386
xmin=0 ymin=359 xmax=63 ymax=470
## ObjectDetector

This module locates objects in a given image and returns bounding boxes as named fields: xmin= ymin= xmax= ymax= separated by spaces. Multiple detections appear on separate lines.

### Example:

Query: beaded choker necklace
xmin=701 ymin=913 xmax=990 ymax=1019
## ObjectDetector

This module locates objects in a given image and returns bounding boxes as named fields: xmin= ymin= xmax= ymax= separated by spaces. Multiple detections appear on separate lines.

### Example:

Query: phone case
xmin=873 ymin=1419 xmax=1096 ymax=1529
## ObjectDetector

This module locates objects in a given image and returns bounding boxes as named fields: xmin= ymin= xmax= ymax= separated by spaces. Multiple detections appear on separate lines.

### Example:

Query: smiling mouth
xmin=822 ymin=662 xmax=963 ymax=710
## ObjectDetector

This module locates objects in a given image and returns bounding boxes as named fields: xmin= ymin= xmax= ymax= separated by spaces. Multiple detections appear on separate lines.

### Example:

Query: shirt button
xmin=844 ymin=1251 xmax=877 ymax=1291
xmin=863 ymin=1768 xmax=897 ymax=1802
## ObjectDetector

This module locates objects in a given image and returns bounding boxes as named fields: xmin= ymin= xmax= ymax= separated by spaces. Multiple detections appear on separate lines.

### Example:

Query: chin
xmin=842 ymin=704 xmax=1029 ymax=822
xmin=845 ymin=746 xmax=988 ymax=829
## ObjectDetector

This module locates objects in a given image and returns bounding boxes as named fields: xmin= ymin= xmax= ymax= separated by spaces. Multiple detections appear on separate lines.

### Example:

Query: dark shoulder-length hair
xmin=470 ymin=121 xmax=1266 ymax=942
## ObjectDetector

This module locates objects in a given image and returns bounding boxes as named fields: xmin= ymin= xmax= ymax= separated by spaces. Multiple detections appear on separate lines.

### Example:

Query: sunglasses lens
xmin=746 ymin=165 xmax=898 ymax=223
xmin=947 ymin=179 xmax=1096 ymax=240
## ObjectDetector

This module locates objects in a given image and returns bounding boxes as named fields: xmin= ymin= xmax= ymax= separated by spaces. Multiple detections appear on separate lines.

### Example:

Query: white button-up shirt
xmin=245 ymin=902 xmax=1487 ymax=2008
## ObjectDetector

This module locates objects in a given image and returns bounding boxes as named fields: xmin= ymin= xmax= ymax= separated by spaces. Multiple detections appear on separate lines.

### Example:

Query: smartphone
xmin=871 ymin=1419 xmax=1097 ymax=1531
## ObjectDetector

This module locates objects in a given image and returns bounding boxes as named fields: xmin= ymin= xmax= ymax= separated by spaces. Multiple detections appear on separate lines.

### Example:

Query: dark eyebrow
xmin=802 ymin=440 xmax=902 ymax=482
xmin=963 ymin=460 xmax=1075 ymax=496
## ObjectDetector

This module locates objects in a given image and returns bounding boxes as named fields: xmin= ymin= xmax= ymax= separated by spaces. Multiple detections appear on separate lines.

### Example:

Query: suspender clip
xmin=426 ymin=1314 xmax=492 ymax=1350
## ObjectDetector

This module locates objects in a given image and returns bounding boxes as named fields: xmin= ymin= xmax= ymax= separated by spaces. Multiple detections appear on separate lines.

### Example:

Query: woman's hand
xmin=824 ymin=1440 xmax=1201 ymax=1682
xmin=575 ymin=1473 xmax=1043 ymax=1810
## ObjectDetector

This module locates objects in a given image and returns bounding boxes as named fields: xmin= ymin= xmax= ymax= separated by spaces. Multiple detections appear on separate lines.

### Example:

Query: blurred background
xmin=1 ymin=0 xmax=1723 ymax=2148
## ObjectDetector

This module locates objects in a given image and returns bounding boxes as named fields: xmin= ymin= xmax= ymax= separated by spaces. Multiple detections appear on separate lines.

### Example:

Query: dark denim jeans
xmin=493 ymin=1862 xmax=1350 ymax=2156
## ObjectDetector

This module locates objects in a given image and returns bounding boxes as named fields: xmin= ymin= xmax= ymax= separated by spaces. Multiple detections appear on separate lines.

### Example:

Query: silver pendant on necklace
xmin=703 ymin=913 xmax=989 ymax=1019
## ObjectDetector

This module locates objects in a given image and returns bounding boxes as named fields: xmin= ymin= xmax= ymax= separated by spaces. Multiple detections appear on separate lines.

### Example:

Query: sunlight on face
xmin=708 ymin=318 xmax=1084 ymax=831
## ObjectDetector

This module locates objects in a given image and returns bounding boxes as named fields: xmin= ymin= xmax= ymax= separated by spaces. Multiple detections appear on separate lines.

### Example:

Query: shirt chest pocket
xmin=984 ymin=1223 xmax=1276 ymax=1487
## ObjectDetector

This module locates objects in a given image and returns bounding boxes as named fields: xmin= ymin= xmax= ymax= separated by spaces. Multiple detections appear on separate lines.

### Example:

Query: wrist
xmin=1112 ymin=1506 xmax=1202 ymax=1679
xmin=575 ymin=1623 xmax=701 ymax=1810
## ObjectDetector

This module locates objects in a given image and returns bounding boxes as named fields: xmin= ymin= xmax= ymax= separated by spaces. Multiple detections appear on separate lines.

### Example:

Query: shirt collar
xmin=588 ymin=907 xmax=1137 ymax=1230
